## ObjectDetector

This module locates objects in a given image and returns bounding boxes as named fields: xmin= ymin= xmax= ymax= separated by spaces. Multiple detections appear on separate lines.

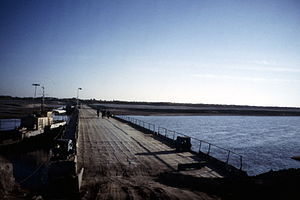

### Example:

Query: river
xmin=129 ymin=115 xmax=300 ymax=175
xmin=0 ymin=114 xmax=69 ymax=191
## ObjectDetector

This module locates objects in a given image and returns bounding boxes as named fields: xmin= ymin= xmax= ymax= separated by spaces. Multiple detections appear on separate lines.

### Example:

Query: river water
xmin=0 ymin=115 xmax=67 ymax=131
xmin=4 ymin=149 xmax=50 ymax=191
xmin=0 ymin=114 xmax=69 ymax=191
xmin=130 ymin=115 xmax=300 ymax=176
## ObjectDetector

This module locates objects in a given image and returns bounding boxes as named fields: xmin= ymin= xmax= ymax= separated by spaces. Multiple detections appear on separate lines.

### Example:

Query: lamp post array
xmin=31 ymin=84 xmax=83 ymax=111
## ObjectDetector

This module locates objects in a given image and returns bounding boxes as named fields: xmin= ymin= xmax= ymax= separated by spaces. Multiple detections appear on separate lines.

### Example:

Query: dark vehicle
xmin=51 ymin=139 xmax=74 ymax=160
xmin=176 ymin=136 xmax=191 ymax=152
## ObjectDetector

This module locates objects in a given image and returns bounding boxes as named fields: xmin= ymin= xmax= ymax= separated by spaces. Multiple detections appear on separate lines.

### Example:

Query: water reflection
xmin=131 ymin=115 xmax=300 ymax=175
xmin=1 ymin=148 xmax=50 ymax=191
xmin=52 ymin=114 xmax=69 ymax=122
xmin=0 ymin=110 xmax=70 ymax=191
xmin=0 ymin=119 xmax=21 ymax=131
xmin=0 ymin=114 xmax=69 ymax=131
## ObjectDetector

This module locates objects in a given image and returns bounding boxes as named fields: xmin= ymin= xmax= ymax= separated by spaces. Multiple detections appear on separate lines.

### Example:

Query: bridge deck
xmin=77 ymin=106 xmax=222 ymax=199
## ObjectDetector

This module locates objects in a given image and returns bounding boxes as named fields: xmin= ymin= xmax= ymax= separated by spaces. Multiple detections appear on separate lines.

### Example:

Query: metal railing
xmin=116 ymin=115 xmax=243 ymax=170
xmin=119 ymin=115 xmax=156 ymax=133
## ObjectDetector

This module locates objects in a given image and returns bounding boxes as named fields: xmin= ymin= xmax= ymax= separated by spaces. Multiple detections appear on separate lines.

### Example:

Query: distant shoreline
xmin=89 ymin=103 xmax=300 ymax=117
xmin=1 ymin=97 xmax=300 ymax=118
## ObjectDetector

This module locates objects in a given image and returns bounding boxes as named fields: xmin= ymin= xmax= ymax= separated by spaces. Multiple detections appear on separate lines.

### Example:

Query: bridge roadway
xmin=77 ymin=106 xmax=223 ymax=200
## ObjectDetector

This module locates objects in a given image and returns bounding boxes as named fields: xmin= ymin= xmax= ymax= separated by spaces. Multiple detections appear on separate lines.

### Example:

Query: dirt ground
xmin=89 ymin=102 xmax=300 ymax=116
xmin=0 ymin=99 xmax=65 ymax=119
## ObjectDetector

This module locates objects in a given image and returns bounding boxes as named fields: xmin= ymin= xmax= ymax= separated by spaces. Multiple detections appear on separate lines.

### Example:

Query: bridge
xmin=76 ymin=105 xmax=226 ymax=199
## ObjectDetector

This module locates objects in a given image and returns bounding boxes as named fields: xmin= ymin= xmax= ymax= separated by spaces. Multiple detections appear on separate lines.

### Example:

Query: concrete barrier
xmin=77 ymin=168 xmax=84 ymax=192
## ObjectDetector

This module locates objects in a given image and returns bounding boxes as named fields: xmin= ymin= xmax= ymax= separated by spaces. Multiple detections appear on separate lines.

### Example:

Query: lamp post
xmin=41 ymin=86 xmax=45 ymax=113
xmin=32 ymin=83 xmax=40 ymax=98
xmin=77 ymin=87 xmax=82 ymax=108
xmin=32 ymin=83 xmax=40 ymax=112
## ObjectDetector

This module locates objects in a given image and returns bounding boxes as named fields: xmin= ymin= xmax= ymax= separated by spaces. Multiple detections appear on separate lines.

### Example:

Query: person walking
xmin=97 ymin=109 xmax=100 ymax=118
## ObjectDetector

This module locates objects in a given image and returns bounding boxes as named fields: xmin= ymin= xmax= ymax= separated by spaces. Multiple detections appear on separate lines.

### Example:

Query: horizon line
xmin=1 ymin=95 xmax=300 ymax=109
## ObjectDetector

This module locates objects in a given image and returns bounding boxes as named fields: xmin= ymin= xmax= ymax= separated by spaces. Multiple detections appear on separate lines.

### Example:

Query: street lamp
xmin=41 ymin=86 xmax=45 ymax=113
xmin=32 ymin=83 xmax=40 ymax=112
xmin=77 ymin=87 xmax=82 ymax=108
xmin=32 ymin=83 xmax=40 ymax=98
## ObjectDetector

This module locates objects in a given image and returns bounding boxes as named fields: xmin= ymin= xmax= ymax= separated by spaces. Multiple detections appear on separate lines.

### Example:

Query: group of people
xmin=96 ymin=109 xmax=111 ymax=119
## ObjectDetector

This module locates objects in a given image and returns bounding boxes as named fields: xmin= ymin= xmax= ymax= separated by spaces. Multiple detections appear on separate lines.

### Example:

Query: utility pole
xmin=77 ymin=88 xmax=82 ymax=108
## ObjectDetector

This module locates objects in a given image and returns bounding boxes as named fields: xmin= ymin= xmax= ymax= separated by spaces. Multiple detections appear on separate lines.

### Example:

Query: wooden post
xmin=207 ymin=144 xmax=211 ymax=155
xmin=226 ymin=151 xmax=231 ymax=164
xmin=240 ymin=156 xmax=243 ymax=170
xmin=199 ymin=141 xmax=202 ymax=153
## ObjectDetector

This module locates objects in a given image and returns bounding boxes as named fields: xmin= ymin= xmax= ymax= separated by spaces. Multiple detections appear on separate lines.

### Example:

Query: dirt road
xmin=77 ymin=106 xmax=222 ymax=199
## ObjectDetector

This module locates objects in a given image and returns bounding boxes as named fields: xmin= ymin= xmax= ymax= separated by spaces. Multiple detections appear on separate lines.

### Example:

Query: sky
xmin=0 ymin=0 xmax=300 ymax=107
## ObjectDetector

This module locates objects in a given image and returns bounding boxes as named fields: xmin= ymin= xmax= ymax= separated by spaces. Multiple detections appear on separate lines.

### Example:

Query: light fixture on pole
xmin=32 ymin=83 xmax=40 ymax=112
xmin=32 ymin=83 xmax=40 ymax=98
xmin=77 ymin=87 xmax=82 ymax=108
xmin=41 ymin=86 xmax=45 ymax=113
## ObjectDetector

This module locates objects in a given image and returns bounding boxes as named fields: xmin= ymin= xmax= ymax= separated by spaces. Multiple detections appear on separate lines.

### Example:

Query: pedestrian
xmin=97 ymin=109 xmax=100 ymax=118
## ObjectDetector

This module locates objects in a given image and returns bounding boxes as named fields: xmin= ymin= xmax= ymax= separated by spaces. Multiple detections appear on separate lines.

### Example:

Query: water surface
xmin=131 ymin=115 xmax=300 ymax=175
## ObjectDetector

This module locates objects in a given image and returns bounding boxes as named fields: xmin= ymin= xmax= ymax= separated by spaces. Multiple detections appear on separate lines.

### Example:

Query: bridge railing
xmin=157 ymin=126 xmax=243 ymax=170
xmin=120 ymin=116 xmax=156 ymax=133
xmin=116 ymin=115 xmax=243 ymax=170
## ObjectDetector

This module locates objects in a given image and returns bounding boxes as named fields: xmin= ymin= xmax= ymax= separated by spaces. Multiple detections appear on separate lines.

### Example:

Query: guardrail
xmin=116 ymin=115 xmax=243 ymax=170
xmin=120 ymin=116 xmax=156 ymax=133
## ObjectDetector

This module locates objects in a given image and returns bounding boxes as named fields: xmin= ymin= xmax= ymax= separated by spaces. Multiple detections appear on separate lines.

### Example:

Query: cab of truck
xmin=51 ymin=139 xmax=74 ymax=160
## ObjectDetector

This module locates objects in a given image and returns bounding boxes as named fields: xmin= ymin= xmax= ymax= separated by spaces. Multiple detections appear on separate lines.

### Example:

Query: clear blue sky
xmin=1 ymin=0 xmax=300 ymax=107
